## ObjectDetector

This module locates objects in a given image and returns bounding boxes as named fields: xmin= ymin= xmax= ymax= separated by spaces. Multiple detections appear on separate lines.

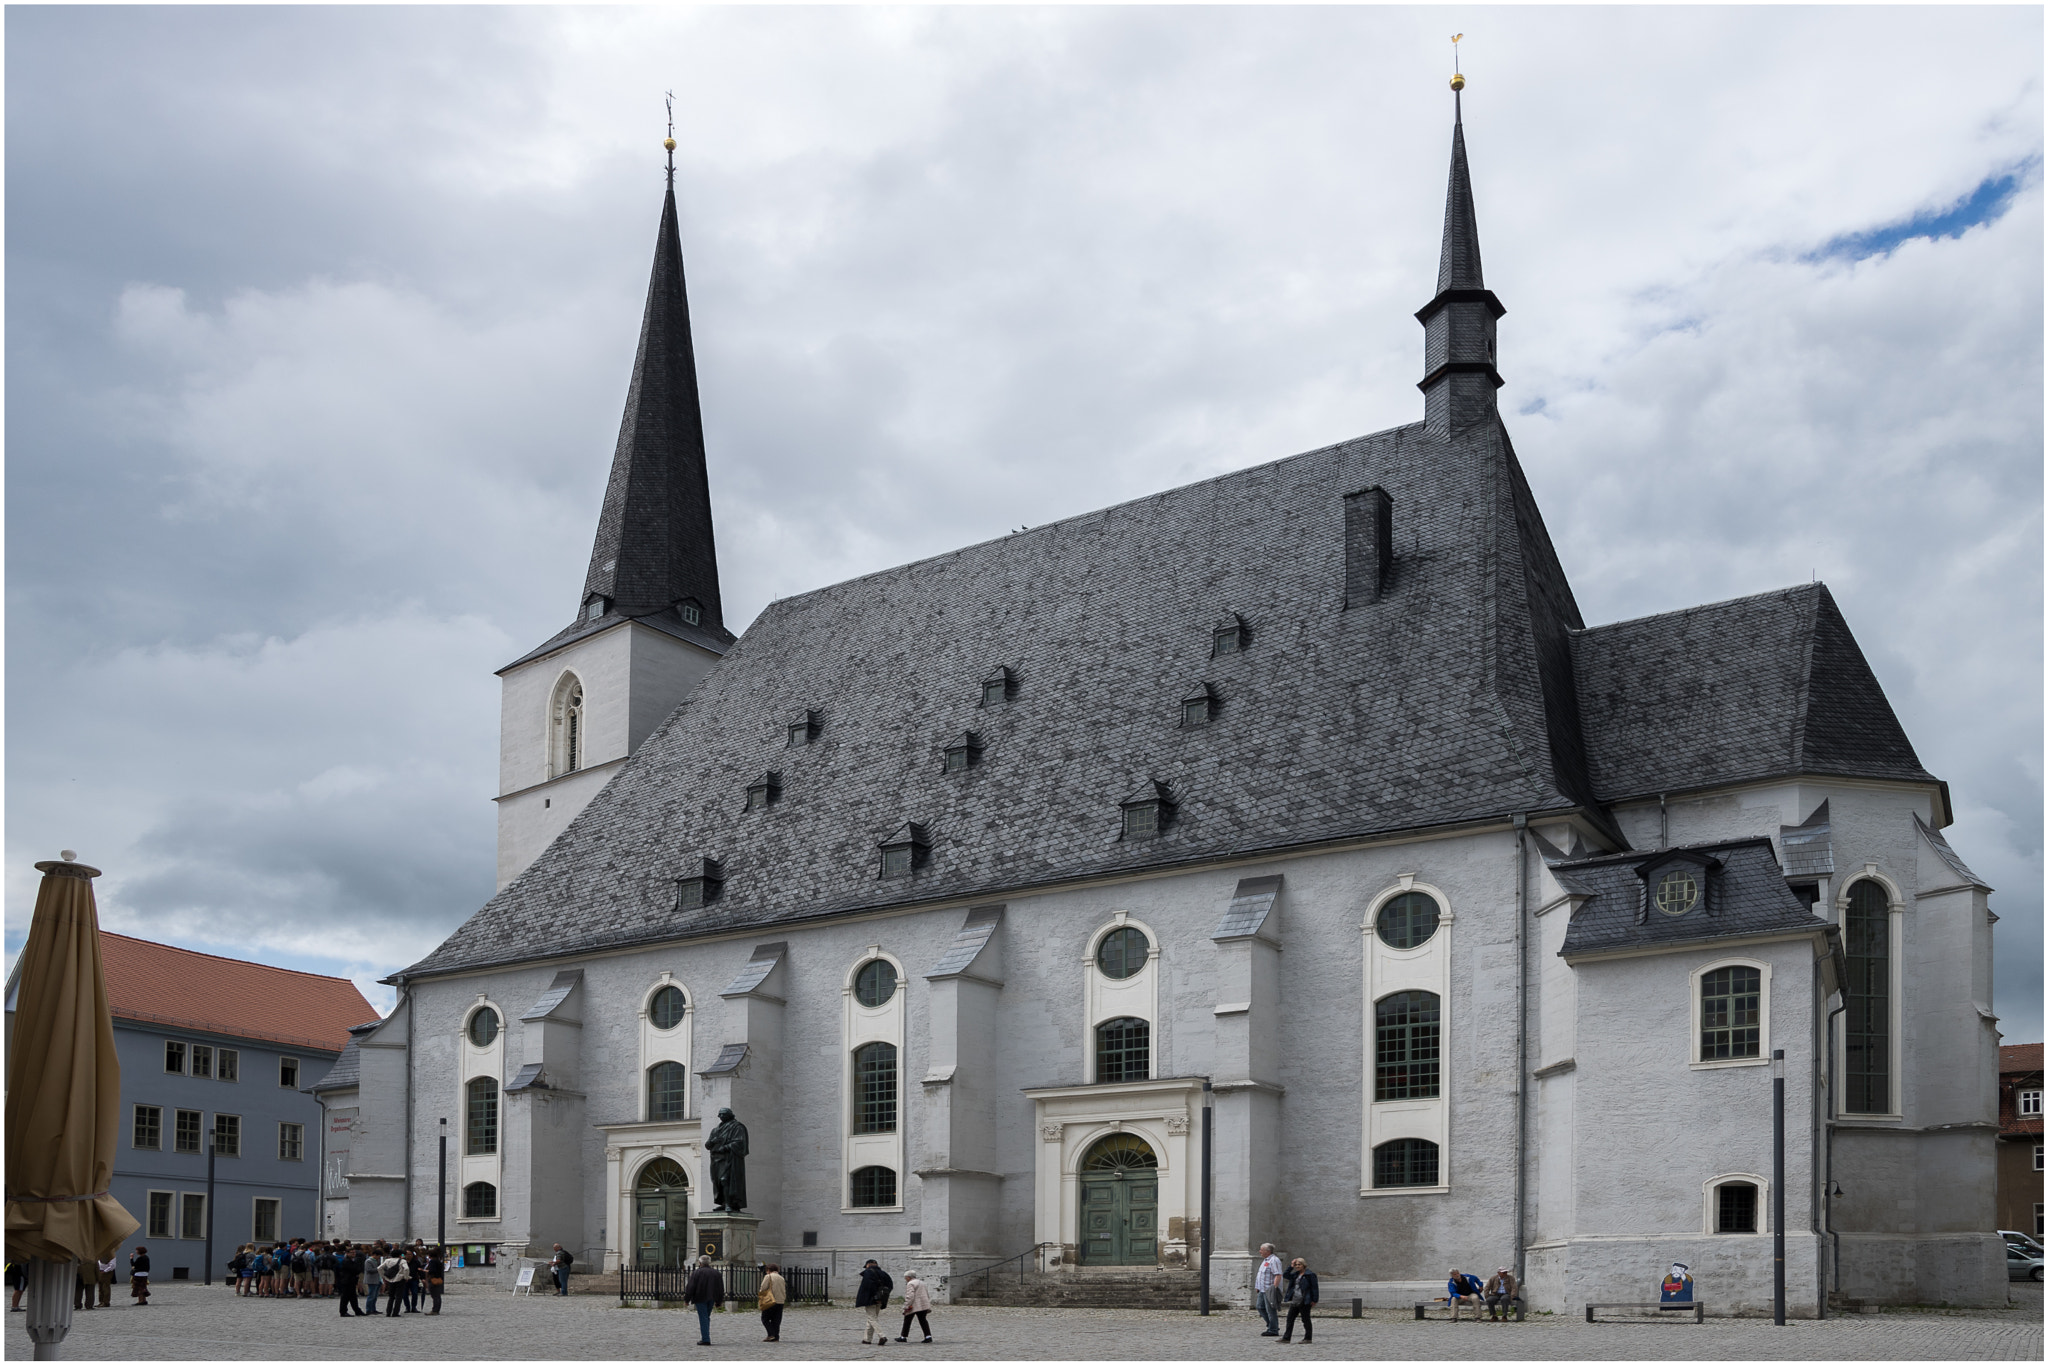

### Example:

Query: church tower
xmin=493 ymin=154 xmax=732 ymax=889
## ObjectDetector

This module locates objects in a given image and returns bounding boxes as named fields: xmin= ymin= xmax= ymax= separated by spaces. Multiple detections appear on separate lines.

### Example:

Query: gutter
xmin=1512 ymin=813 xmax=1529 ymax=1292
xmin=402 ymin=983 xmax=414 ymax=1242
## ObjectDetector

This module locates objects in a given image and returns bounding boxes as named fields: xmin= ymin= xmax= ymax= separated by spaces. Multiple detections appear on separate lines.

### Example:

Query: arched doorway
xmin=633 ymin=1158 xmax=690 ymax=1269
xmin=1078 ymin=1133 xmax=1159 ymax=1266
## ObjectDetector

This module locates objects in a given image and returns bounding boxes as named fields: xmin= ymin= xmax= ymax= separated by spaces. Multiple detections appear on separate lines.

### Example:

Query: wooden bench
xmin=1413 ymin=1296 xmax=1524 ymax=1322
xmin=1584 ymin=1301 xmax=1705 ymax=1323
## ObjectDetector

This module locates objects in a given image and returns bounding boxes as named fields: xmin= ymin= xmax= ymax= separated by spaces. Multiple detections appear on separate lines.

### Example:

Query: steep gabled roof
xmin=1572 ymin=583 xmax=1934 ymax=803
xmin=96 ymin=932 xmax=379 ymax=1053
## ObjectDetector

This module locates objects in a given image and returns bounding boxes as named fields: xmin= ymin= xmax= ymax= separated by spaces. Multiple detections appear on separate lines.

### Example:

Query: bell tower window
xmin=549 ymin=673 xmax=586 ymax=779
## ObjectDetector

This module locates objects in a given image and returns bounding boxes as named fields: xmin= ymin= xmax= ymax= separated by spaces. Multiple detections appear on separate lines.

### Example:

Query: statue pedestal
xmin=692 ymin=1211 xmax=762 ymax=1267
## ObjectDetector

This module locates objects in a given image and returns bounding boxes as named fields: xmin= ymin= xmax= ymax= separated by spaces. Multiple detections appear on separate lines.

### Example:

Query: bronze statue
xmin=706 ymin=1107 xmax=750 ymax=1211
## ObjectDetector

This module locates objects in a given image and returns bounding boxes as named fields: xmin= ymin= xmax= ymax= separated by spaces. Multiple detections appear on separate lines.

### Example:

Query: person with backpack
xmin=380 ymin=1249 xmax=409 ymax=1317
xmin=854 ymin=1259 xmax=893 ymax=1345
xmin=549 ymin=1243 xmax=574 ymax=1295
xmin=895 ymin=1270 xmax=933 ymax=1343
xmin=758 ymin=1262 xmax=787 ymax=1342
xmin=681 ymin=1254 xmax=724 ymax=1347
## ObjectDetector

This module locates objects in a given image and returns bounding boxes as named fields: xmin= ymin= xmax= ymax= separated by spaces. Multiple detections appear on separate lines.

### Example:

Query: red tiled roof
xmin=1999 ymin=1043 xmax=2044 ymax=1137
xmin=98 ymin=931 xmax=380 ymax=1054
xmin=2000 ymin=1043 xmax=2043 ymax=1074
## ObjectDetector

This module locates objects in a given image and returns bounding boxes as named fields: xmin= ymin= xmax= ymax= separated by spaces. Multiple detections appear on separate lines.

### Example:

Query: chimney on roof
xmin=1344 ymin=487 xmax=1394 ymax=608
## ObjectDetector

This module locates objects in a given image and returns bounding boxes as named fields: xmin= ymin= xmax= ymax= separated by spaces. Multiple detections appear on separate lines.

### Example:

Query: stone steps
xmin=952 ymin=1270 xmax=1207 ymax=1310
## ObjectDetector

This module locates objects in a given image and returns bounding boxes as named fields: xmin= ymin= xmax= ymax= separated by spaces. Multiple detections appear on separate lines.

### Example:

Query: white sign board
xmin=514 ymin=1265 xmax=537 ymax=1294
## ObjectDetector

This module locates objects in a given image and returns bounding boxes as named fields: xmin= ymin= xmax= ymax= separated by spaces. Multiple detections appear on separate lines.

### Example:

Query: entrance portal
xmin=1078 ymin=1133 xmax=1159 ymax=1266
xmin=633 ymin=1157 xmax=690 ymax=1269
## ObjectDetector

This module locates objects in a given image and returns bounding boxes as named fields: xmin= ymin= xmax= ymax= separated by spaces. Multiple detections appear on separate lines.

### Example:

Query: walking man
xmin=1254 ymin=1244 xmax=1284 ymax=1337
xmin=682 ymin=1254 xmax=724 ymax=1347
xmin=854 ymin=1258 xmax=893 ymax=1345
xmin=336 ymin=1246 xmax=366 ymax=1317
xmin=1280 ymin=1258 xmax=1318 ymax=1343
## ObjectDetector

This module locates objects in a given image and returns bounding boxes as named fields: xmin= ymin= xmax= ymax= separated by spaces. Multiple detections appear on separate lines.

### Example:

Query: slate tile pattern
xmin=1556 ymin=837 xmax=1826 ymax=959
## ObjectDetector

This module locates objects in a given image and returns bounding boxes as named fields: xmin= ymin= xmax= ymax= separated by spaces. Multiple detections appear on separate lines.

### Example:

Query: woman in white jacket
xmin=895 ymin=1271 xmax=934 ymax=1342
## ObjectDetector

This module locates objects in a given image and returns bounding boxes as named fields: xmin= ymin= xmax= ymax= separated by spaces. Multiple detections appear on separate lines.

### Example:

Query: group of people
xmin=853 ymin=1259 xmax=934 ymax=1344
xmin=225 ymin=1239 xmax=447 ymax=1317
xmin=1444 ymin=1266 xmax=1520 ymax=1320
xmin=1252 ymin=1244 xmax=1321 ymax=1343
xmin=670 ymin=1255 xmax=935 ymax=1348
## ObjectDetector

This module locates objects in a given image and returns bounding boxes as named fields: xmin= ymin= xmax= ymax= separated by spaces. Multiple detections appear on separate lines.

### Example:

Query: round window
xmin=467 ymin=1007 xmax=499 ymax=1048
xmin=1655 ymin=870 xmax=1700 ymax=916
xmin=1095 ymin=926 xmax=1150 ymax=980
xmin=649 ymin=985 xmax=687 ymax=1031
xmin=854 ymin=958 xmax=898 ymax=1008
xmin=1375 ymin=892 xmax=1441 ymax=949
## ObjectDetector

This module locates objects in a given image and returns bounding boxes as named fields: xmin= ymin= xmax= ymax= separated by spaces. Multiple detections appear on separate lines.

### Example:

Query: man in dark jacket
xmin=854 ymin=1260 xmax=893 ymax=1345
xmin=682 ymin=1255 xmax=725 ymax=1346
xmin=1281 ymin=1258 xmax=1319 ymax=1343
xmin=336 ymin=1245 xmax=366 ymax=1317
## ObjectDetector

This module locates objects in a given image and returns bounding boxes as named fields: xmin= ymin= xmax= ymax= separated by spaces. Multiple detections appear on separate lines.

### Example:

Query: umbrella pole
xmin=24 ymin=1257 xmax=76 ymax=1359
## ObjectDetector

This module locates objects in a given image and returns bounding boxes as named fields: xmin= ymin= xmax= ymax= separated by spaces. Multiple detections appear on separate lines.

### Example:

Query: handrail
xmin=951 ymin=1241 xmax=1056 ymax=1297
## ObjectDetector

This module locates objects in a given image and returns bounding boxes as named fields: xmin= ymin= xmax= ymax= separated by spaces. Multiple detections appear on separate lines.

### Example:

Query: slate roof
xmin=1917 ymin=814 xmax=1991 ymax=890
xmin=98 ymin=931 xmax=379 ymax=1053
xmin=1555 ymin=838 xmax=1826 ymax=959
xmin=307 ymin=1019 xmax=383 ymax=1094
xmin=394 ymin=116 xmax=1939 ymax=984
xmin=1572 ymin=585 xmax=1933 ymax=802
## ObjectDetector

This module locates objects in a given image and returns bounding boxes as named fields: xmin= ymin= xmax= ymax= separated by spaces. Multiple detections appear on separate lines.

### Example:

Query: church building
xmin=330 ymin=96 xmax=2004 ymax=1314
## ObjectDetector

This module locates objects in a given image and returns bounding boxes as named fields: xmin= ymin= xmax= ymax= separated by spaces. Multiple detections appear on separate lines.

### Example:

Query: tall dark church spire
xmin=580 ymin=164 xmax=723 ymax=630
xmin=1416 ymin=80 xmax=1506 ymax=437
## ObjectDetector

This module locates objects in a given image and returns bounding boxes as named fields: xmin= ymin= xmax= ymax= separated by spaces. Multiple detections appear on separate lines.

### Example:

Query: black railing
xmin=618 ymin=1264 xmax=830 ymax=1305
xmin=950 ymin=1242 xmax=1056 ymax=1301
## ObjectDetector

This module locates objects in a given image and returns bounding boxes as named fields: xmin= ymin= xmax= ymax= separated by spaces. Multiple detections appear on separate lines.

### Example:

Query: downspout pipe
xmin=1824 ymin=992 xmax=1846 ymax=1303
xmin=402 ymin=982 xmax=415 ymax=1243
xmin=1512 ymin=813 xmax=1528 ymax=1291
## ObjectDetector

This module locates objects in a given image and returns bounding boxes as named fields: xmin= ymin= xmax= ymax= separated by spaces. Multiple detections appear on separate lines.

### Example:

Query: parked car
xmin=2000 ymin=1229 xmax=2044 ymax=1257
xmin=2007 ymin=1243 xmax=2043 ymax=1283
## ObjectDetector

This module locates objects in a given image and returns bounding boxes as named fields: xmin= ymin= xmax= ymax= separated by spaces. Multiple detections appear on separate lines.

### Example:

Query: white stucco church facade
xmin=315 ymin=99 xmax=2005 ymax=1314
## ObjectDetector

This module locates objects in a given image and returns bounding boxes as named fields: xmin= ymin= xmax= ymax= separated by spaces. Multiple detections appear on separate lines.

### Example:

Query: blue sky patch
xmin=1809 ymin=158 xmax=2038 ymax=262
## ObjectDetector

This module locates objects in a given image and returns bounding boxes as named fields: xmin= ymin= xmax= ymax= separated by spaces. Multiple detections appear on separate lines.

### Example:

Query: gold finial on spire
xmin=1450 ymin=33 xmax=1466 ymax=91
xmin=663 ymin=91 xmax=677 ymax=184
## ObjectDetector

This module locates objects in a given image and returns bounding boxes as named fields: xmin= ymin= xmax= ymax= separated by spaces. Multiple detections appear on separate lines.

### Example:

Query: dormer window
xmin=1655 ymin=869 xmax=1700 ymax=916
xmin=980 ymin=666 xmax=1017 ymax=707
xmin=943 ymin=733 xmax=982 ymax=774
xmin=1180 ymin=684 xmax=1217 ymax=729
xmin=787 ymin=710 xmax=819 ymax=747
xmin=1636 ymin=851 xmax=1720 ymax=923
xmin=1211 ymin=614 xmax=1247 ymax=656
xmin=1119 ymin=782 xmax=1173 ymax=841
xmin=878 ymin=823 xmax=930 ymax=879
xmin=744 ymin=773 xmax=782 ymax=812
xmin=680 ymin=599 xmax=702 ymax=626
xmin=674 ymin=857 xmax=724 ymax=910
xmin=585 ymin=596 xmax=608 ymax=622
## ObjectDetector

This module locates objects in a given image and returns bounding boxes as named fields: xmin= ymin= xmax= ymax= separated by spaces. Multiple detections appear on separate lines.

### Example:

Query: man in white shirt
xmin=1255 ymin=1244 xmax=1285 ymax=1336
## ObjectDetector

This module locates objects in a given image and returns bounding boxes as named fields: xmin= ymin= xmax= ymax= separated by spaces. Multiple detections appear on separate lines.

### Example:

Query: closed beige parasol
xmin=5 ymin=854 xmax=139 ymax=1267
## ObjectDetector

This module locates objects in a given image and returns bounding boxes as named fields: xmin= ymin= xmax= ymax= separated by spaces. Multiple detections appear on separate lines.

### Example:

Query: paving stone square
xmin=10 ymin=1279 xmax=2040 ymax=1361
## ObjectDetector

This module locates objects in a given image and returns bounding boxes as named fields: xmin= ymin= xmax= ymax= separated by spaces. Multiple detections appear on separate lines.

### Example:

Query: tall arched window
xmin=1095 ymin=1017 xmax=1151 ymax=1084
xmin=1375 ymin=991 xmax=1441 ymax=1100
xmin=550 ymin=673 xmax=585 ymax=778
xmin=1844 ymin=880 xmax=1891 ymax=1113
xmin=1699 ymin=966 xmax=1763 ymax=1060
xmin=853 ymin=1042 xmax=897 ymax=1134
xmin=465 ymin=1075 xmax=499 ymax=1155
xmin=648 ymin=1061 xmax=689 ymax=1122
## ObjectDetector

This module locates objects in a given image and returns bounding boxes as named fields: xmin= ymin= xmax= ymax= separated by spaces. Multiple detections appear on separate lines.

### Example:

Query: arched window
xmin=1374 ymin=991 xmax=1440 ymax=1100
xmin=1715 ymin=1180 xmax=1759 ymax=1233
xmin=1699 ymin=966 xmax=1762 ymax=1059
xmin=1095 ymin=1017 xmax=1151 ymax=1084
xmin=850 ymin=1165 xmax=897 ymax=1208
xmin=853 ymin=1042 xmax=897 ymax=1134
xmin=465 ymin=1076 xmax=499 ymax=1155
xmin=1372 ymin=1138 xmax=1438 ymax=1188
xmin=550 ymin=674 xmax=585 ymax=778
xmin=462 ymin=1181 xmax=497 ymax=1219
xmin=648 ymin=1061 xmax=689 ymax=1122
xmin=1844 ymin=880 xmax=1891 ymax=1113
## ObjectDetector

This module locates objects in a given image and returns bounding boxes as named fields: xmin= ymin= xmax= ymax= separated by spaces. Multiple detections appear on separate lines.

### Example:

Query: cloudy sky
xmin=6 ymin=6 xmax=2041 ymax=1039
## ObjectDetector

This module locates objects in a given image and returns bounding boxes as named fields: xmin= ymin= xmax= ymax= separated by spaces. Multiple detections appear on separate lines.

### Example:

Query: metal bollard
xmin=1352 ymin=1297 xmax=1362 ymax=1319
xmin=1413 ymin=1302 xmax=1426 ymax=1321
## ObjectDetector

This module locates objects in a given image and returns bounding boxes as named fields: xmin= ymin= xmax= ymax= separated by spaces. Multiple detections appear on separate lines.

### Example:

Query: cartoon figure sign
xmin=1659 ymin=1262 xmax=1694 ymax=1304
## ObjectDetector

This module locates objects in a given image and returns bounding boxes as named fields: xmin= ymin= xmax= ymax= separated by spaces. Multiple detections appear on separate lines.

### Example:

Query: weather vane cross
xmin=663 ymin=90 xmax=677 ymax=186
xmin=1450 ymin=34 xmax=1466 ymax=93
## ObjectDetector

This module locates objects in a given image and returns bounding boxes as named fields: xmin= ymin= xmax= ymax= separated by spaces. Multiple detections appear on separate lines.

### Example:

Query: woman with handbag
xmin=758 ymin=1262 xmax=787 ymax=1341
xmin=1280 ymin=1257 xmax=1318 ymax=1343
xmin=425 ymin=1247 xmax=446 ymax=1315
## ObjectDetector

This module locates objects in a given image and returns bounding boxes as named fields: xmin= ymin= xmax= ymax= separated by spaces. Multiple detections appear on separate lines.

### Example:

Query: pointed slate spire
xmin=1416 ymin=91 xmax=1507 ymax=437
xmin=581 ymin=179 xmax=723 ymax=629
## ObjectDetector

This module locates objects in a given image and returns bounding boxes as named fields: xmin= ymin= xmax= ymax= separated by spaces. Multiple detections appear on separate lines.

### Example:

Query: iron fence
xmin=618 ymin=1264 xmax=830 ymax=1305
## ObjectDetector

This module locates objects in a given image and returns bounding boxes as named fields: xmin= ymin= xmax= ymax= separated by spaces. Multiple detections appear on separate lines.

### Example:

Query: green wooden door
xmin=634 ymin=1159 xmax=690 ymax=1269
xmin=1077 ymin=1133 xmax=1160 ymax=1266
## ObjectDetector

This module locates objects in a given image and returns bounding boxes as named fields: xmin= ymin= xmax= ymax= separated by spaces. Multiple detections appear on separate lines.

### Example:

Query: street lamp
xmin=438 ymin=1118 xmax=448 ymax=1252
xmin=204 ymin=1131 xmax=216 ymax=1287
xmin=1198 ymin=1078 xmax=1213 ymax=1316
xmin=1772 ymin=1048 xmax=1785 ymax=1326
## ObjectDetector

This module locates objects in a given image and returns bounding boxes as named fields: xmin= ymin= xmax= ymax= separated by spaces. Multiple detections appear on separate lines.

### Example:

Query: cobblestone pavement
xmin=9 ymin=1281 xmax=2040 ymax=1361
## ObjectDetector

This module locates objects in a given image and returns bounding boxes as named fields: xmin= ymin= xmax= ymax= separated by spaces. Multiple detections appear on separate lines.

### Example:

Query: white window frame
xmin=1362 ymin=876 xmax=1453 ymax=1197
xmin=1703 ymin=1172 xmax=1770 ymax=1235
xmin=145 ymin=1189 xmax=174 ymax=1239
xmin=164 ymin=1039 xmax=186 ymax=1074
xmin=252 ymin=1196 xmax=281 ymax=1243
xmin=173 ymin=1108 xmax=204 ymax=1154
xmin=459 ymin=996 xmax=506 ymax=1220
xmin=841 ymin=947 xmax=907 ymax=1213
xmin=190 ymin=1043 xmax=213 ymax=1079
xmin=216 ymin=1048 xmax=240 ymax=1083
xmin=279 ymin=1121 xmax=305 ymax=1161
xmin=2033 ymin=1143 xmax=2043 ymax=1173
xmin=548 ymin=670 xmax=586 ymax=779
xmin=213 ymin=1112 xmax=241 ymax=1157
xmin=178 ymin=1191 xmax=208 ymax=1240
xmin=1832 ymin=868 xmax=1905 ymax=1120
xmin=133 ymin=1103 xmax=162 ymax=1150
xmin=1083 ymin=914 xmax=1160 ymax=1085
xmin=1689 ymin=957 xmax=1773 ymax=1070
xmin=278 ymin=1056 xmax=301 ymax=1089
xmin=2020 ymin=1090 xmax=2043 ymax=1118
xmin=638 ymin=974 xmax=694 ymax=1122
xmin=458 ymin=1179 xmax=499 ymax=1223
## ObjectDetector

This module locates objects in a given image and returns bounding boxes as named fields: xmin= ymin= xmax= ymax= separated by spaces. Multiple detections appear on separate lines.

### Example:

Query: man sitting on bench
xmin=1483 ymin=1267 xmax=1518 ymax=1320
xmin=1446 ymin=1268 xmax=1486 ymax=1315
